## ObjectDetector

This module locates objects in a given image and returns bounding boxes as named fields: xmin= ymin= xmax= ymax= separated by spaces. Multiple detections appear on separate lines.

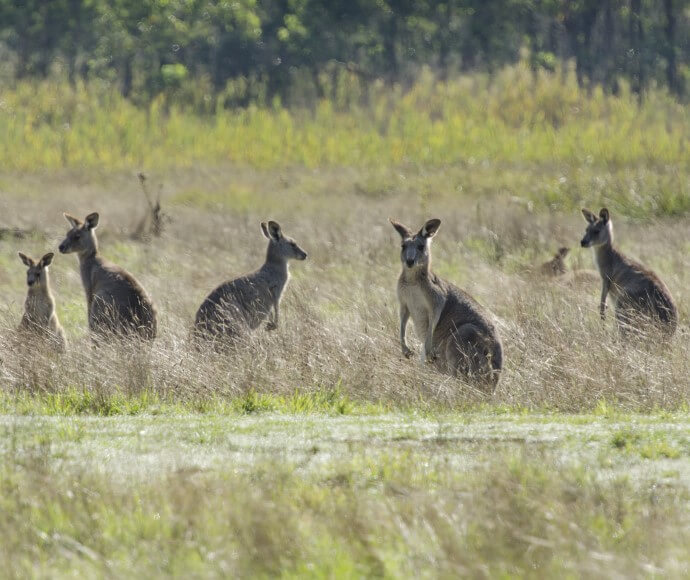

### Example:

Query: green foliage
xmin=0 ymin=67 xmax=688 ymax=222
xmin=0 ymin=0 xmax=686 ymax=102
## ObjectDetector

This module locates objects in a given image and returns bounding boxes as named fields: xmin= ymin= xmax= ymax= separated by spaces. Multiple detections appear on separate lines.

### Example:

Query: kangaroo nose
xmin=58 ymin=243 xmax=66 ymax=253
xmin=406 ymin=259 xmax=414 ymax=267
xmin=580 ymin=238 xmax=588 ymax=248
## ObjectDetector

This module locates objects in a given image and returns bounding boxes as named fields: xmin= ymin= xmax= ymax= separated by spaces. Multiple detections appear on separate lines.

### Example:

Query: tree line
xmin=0 ymin=0 xmax=687 ymax=106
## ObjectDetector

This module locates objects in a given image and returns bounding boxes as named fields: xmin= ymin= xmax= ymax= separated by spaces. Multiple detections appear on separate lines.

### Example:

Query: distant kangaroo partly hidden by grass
xmin=59 ymin=212 xmax=157 ymax=341
xmin=390 ymin=218 xmax=503 ymax=390
xmin=17 ymin=251 xmax=66 ymax=352
xmin=194 ymin=220 xmax=307 ymax=344
xmin=540 ymin=247 xmax=570 ymax=277
xmin=580 ymin=207 xmax=677 ymax=336
xmin=539 ymin=246 xmax=599 ymax=285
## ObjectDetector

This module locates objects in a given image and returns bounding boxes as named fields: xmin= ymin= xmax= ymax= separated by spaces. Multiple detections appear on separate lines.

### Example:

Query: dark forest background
xmin=0 ymin=0 xmax=688 ymax=106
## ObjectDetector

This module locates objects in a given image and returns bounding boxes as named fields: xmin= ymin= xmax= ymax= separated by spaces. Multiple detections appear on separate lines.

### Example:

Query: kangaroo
xmin=390 ymin=218 xmax=503 ymax=390
xmin=194 ymin=220 xmax=307 ymax=343
xmin=540 ymin=247 xmax=570 ymax=276
xmin=59 ymin=212 xmax=157 ymax=341
xmin=539 ymin=246 xmax=599 ymax=285
xmin=17 ymin=252 xmax=66 ymax=352
xmin=581 ymin=208 xmax=677 ymax=335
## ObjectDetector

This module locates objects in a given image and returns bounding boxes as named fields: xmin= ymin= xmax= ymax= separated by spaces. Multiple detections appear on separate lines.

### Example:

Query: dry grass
xmin=0 ymin=165 xmax=687 ymax=412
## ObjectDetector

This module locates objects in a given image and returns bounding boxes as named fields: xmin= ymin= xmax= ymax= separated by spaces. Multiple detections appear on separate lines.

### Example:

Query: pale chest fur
xmin=398 ymin=280 xmax=438 ymax=340
xmin=24 ymin=293 xmax=54 ymax=325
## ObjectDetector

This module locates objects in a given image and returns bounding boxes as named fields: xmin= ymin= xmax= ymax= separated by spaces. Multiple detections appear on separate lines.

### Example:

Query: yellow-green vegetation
xmin=1 ymin=66 xmax=688 ymax=175
xmin=1 ymin=70 xmax=689 ymax=576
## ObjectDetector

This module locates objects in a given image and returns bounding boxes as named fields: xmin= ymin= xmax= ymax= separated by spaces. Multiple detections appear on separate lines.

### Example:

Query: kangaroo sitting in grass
xmin=390 ymin=218 xmax=503 ymax=390
xmin=59 ymin=212 xmax=157 ymax=341
xmin=540 ymin=247 xmax=570 ymax=277
xmin=194 ymin=220 xmax=307 ymax=343
xmin=17 ymin=252 xmax=66 ymax=352
xmin=539 ymin=246 xmax=599 ymax=285
xmin=581 ymin=208 xmax=677 ymax=336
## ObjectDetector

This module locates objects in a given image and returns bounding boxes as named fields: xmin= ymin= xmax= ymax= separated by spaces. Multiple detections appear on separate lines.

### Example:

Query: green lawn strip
xmin=1 ymin=413 xmax=688 ymax=577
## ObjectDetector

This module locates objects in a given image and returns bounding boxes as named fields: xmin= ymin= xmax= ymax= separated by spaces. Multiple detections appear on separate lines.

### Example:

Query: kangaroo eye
xmin=417 ymin=244 xmax=425 ymax=251
xmin=74 ymin=233 xmax=81 ymax=240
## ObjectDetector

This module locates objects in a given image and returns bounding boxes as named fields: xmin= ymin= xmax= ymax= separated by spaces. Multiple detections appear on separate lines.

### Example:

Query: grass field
xmin=1 ymin=411 xmax=689 ymax=577
xmin=0 ymin=67 xmax=689 ymax=577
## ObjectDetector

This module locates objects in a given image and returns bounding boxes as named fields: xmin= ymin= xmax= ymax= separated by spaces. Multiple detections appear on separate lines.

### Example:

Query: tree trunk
xmin=664 ymin=0 xmax=678 ymax=95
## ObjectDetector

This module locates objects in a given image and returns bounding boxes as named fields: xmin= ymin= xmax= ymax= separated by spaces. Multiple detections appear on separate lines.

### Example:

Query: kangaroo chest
xmin=24 ymin=294 xmax=53 ymax=324
xmin=401 ymin=283 xmax=435 ymax=338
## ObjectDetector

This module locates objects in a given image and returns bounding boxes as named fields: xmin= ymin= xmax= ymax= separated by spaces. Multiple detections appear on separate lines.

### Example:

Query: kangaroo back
xmin=581 ymin=207 xmax=677 ymax=336
xmin=59 ymin=212 xmax=157 ymax=341
xmin=194 ymin=220 xmax=307 ymax=344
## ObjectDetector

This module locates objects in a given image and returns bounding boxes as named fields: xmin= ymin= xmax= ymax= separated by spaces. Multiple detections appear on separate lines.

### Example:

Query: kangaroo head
xmin=261 ymin=220 xmax=308 ymax=262
xmin=580 ymin=208 xmax=612 ymax=248
xmin=18 ymin=252 xmax=53 ymax=288
xmin=390 ymin=218 xmax=441 ymax=271
xmin=59 ymin=212 xmax=99 ymax=255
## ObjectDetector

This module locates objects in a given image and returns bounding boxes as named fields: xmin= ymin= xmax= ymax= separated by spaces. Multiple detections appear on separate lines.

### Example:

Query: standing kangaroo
xmin=580 ymin=208 xmax=677 ymax=335
xmin=194 ymin=220 xmax=307 ymax=343
xmin=59 ymin=212 xmax=157 ymax=340
xmin=17 ymin=252 xmax=66 ymax=352
xmin=390 ymin=218 xmax=503 ymax=390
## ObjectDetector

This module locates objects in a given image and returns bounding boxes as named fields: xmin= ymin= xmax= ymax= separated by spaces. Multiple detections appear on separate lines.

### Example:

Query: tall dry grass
xmin=0 ymin=166 xmax=687 ymax=412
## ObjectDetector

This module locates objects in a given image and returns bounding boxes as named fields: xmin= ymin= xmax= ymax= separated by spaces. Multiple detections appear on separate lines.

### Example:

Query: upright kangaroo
xmin=17 ymin=252 xmax=66 ymax=352
xmin=390 ymin=218 xmax=503 ymax=390
xmin=580 ymin=207 xmax=677 ymax=335
xmin=194 ymin=220 xmax=307 ymax=343
xmin=59 ymin=212 xmax=157 ymax=340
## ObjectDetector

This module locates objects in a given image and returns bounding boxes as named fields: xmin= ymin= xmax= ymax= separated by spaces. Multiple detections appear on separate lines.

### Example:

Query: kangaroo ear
xmin=64 ymin=213 xmax=82 ymax=229
xmin=39 ymin=252 xmax=54 ymax=267
xmin=18 ymin=252 xmax=34 ymax=267
xmin=84 ymin=212 xmax=99 ymax=230
xmin=265 ymin=220 xmax=282 ymax=240
xmin=599 ymin=208 xmax=610 ymax=223
xmin=389 ymin=218 xmax=412 ymax=239
xmin=260 ymin=222 xmax=270 ymax=239
xmin=419 ymin=218 xmax=441 ymax=239
xmin=581 ymin=208 xmax=596 ymax=224
xmin=558 ymin=247 xmax=570 ymax=257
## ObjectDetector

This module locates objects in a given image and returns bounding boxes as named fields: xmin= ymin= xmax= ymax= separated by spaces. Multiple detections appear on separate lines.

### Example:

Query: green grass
xmin=1 ymin=412 xmax=688 ymax=577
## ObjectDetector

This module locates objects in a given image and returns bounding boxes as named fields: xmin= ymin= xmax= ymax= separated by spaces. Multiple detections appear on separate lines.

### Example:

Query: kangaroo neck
xmin=401 ymin=261 xmax=431 ymax=283
xmin=26 ymin=278 xmax=52 ymax=301
xmin=593 ymin=241 xmax=614 ymax=272
xmin=262 ymin=246 xmax=289 ymax=279
xmin=77 ymin=248 xmax=99 ymax=288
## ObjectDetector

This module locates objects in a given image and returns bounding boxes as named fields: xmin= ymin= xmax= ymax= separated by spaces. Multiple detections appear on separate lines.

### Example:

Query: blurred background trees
xmin=0 ymin=0 xmax=687 ymax=107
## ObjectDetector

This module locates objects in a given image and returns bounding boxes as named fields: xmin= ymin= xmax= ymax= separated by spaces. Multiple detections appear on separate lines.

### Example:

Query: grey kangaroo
xmin=59 ymin=212 xmax=157 ymax=340
xmin=540 ymin=247 xmax=570 ymax=276
xmin=194 ymin=220 xmax=307 ymax=343
xmin=581 ymin=207 xmax=677 ymax=335
xmin=539 ymin=246 xmax=599 ymax=285
xmin=17 ymin=252 xmax=66 ymax=352
xmin=390 ymin=218 xmax=503 ymax=390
